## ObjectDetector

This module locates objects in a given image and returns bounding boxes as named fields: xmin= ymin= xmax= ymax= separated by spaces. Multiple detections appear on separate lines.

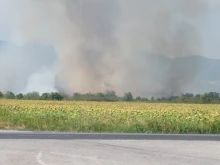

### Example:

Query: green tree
xmin=151 ymin=97 xmax=155 ymax=102
xmin=41 ymin=93 xmax=50 ymax=100
xmin=0 ymin=91 xmax=3 ymax=98
xmin=16 ymin=93 xmax=24 ymax=100
xmin=200 ymin=93 xmax=211 ymax=103
xmin=136 ymin=96 xmax=141 ymax=101
xmin=96 ymin=92 xmax=105 ymax=101
xmin=73 ymin=93 xmax=81 ymax=100
xmin=123 ymin=92 xmax=133 ymax=102
xmin=105 ymin=90 xmax=118 ymax=101
xmin=105 ymin=90 xmax=116 ymax=97
xmin=5 ymin=91 xmax=15 ymax=99
xmin=50 ymin=92 xmax=63 ymax=101
xmin=24 ymin=92 xmax=40 ymax=100
xmin=141 ymin=97 xmax=149 ymax=102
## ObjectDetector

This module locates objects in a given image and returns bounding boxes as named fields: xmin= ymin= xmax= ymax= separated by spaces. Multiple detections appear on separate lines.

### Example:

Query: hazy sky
xmin=202 ymin=1 xmax=220 ymax=59
xmin=0 ymin=0 xmax=219 ymax=59
xmin=0 ymin=0 xmax=219 ymax=96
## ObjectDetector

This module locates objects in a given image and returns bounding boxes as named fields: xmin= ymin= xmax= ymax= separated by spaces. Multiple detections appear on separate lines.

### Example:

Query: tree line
xmin=0 ymin=91 xmax=63 ymax=101
xmin=0 ymin=90 xmax=220 ymax=103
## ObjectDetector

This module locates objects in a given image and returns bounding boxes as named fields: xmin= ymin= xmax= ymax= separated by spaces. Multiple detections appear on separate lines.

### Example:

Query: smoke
xmin=55 ymin=0 xmax=120 ymax=94
xmin=0 ymin=42 xmax=57 ymax=94
xmin=0 ymin=0 xmax=209 ymax=96
xmin=117 ymin=0 xmax=207 ymax=97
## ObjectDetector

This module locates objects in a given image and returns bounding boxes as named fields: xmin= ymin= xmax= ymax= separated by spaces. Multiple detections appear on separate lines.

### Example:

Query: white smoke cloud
xmin=26 ymin=66 xmax=57 ymax=94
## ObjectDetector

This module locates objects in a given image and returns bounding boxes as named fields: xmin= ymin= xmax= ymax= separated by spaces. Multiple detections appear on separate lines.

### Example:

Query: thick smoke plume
xmin=0 ymin=0 xmax=208 ymax=97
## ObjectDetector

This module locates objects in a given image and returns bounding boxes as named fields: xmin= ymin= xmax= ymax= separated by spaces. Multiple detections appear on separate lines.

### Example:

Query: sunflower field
xmin=0 ymin=99 xmax=220 ymax=133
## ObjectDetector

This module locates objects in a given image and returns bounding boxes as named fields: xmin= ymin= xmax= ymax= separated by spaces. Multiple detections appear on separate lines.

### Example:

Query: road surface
xmin=0 ymin=131 xmax=220 ymax=165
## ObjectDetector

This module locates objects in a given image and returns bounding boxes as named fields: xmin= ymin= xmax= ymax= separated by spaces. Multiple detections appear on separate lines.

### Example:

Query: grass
xmin=0 ymin=99 xmax=220 ymax=133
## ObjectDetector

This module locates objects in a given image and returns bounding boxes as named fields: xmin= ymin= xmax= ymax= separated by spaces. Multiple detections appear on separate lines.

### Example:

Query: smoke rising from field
xmin=0 ymin=0 xmax=208 ymax=97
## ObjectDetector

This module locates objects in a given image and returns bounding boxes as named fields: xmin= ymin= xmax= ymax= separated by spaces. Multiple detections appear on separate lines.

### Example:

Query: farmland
xmin=0 ymin=99 xmax=220 ymax=134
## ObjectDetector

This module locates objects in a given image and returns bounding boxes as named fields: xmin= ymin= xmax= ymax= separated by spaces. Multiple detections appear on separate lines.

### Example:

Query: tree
xmin=195 ymin=94 xmax=201 ymax=98
xmin=136 ymin=96 xmax=141 ymax=101
xmin=151 ymin=97 xmax=155 ymax=102
xmin=83 ymin=93 xmax=96 ymax=101
xmin=73 ymin=93 xmax=82 ymax=100
xmin=96 ymin=92 xmax=105 ymax=101
xmin=23 ymin=92 xmax=40 ymax=100
xmin=0 ymin=91 xmax=3 ymax=98
xmin=141 ymin=97 xmax=149 ymax=102
xmin=104 ymin=90 xmax=118 ymax=101
xmin=105 ymin=90 xmax=116 ymax=97
xmin=16 ymin=93 xmax=24 ymax=100
xmin=123 ymin=92 xmax=133 ymax=102
xmin=59 ymin=92 xmax=69 ymax=100
xmin=200 ymin=93 xmax=211 ymax=103
xmin=96 ymin=92 xmax=105 ymax=98
xmin=184 ymin=93 xmax=194 ymax=98
xmin=41 ymin=93 xmax=50 ymax=100
xmin=5 ymin=91 xmax=15 ymax=99
xmin=209 ymin=92 xmax=219 ymax=99
xmin=168 ymin=96 xmax=179 ymax=102
xmin=50 ymin=92 xmax=63 ymax=101
xmin=157 ymin=98 xmax=162 ymax=101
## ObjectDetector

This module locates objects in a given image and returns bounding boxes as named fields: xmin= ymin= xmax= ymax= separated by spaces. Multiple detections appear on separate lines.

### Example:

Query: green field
xmin=0 ymin=100 xmax=220 ymax=134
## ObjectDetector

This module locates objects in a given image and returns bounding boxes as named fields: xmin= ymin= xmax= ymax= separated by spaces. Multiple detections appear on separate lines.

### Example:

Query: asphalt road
xmin=0 ymin=131 xmax=220 ymax=165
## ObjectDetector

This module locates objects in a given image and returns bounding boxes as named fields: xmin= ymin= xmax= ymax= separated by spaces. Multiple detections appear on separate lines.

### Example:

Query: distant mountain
xmin=149 ymin=54 xmax=220 ymax=94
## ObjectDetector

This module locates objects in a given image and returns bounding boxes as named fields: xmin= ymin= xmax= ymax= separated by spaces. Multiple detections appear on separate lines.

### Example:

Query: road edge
xmin=0 ymin=130 xmax=220 ymax=141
